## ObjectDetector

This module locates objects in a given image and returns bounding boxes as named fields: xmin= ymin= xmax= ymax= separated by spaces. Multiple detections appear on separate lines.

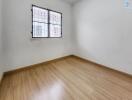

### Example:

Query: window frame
xmin=31 ymin=5 xmax=62 ymax=38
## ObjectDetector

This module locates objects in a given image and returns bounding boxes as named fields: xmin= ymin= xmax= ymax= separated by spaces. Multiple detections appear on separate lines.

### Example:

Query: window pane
xmin=50 ymin=11 xmax=61 ymax=25
xmin=33 ymin=6 xmax=48 ymax=23
xmin=32 ymin=5 xmax=62 ymax=38
xmin=33 ymin=22 xmax=48 ymax=37
xmin=50 ymin=24 xmax=61 ymax=37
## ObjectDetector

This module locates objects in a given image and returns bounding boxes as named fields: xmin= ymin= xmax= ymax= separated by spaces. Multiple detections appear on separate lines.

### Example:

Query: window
xmin=32 ymin=5 xmax=62 ymax=38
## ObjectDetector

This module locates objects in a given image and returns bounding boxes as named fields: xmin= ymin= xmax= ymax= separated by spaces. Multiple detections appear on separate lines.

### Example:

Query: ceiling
xmin=62 ymin=0 xmax=80 ymax=4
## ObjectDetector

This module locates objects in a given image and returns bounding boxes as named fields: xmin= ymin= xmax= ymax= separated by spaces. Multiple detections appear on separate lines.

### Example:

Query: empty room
xmin=0 ymin=0 xmax=132 ymax=99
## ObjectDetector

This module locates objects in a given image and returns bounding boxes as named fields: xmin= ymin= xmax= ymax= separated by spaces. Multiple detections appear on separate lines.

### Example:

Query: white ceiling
xmin=62 ymin=0 xmax=80 ymax=4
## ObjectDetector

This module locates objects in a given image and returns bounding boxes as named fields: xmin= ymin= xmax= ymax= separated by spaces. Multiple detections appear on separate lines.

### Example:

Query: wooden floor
xmin=0 ymin=56 xmax=132 ymax=100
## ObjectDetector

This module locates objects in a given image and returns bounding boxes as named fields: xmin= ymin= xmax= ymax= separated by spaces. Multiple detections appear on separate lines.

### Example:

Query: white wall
xmin=0 ymin=0 xmax=3 ymax=80
xmin=2 ymin=0 xmax=73 ymax=71
xmin=73 ymin=0 xmax=132 ymax=75
xmin=2 ymin=0 xmax=132 ymax=75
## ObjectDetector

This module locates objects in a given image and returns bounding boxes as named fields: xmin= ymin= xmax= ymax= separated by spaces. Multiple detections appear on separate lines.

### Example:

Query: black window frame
xmin=31 ymin=5 xmax=62 ymax=38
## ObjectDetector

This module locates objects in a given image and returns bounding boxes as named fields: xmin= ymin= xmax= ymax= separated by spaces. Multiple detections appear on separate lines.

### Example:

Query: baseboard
xmin=5 ymin=55 xmax=73 ymax=75
xmin=4 ymin=54 xmax=132 ymax=79
xmin=72 ymin=55 xmax=132 ymax=78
